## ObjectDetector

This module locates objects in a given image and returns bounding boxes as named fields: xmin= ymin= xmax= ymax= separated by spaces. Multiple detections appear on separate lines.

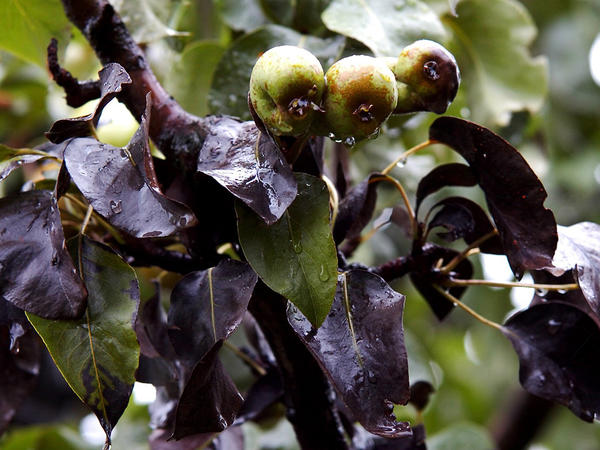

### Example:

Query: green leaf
xmin=443 ymin=0 xmax=548 ymax=126
xmin=428 ymin=423 xmax=494 ymax=450
xmin=27 ymin=237 xmax=140 ymax=447
xmin=237 ymin=173 xmax=338 ymax=327
xmin=217 ymin=0 xmax=268 ymax=32
xmin=165 ymin=41 xmax=226 ymax=117
xmin=0 ymin=425 xmax=93 ymax=450
xmin=321 ymin=0 xmax=445 ymax=57
xmin=208 ymin=24 xmax=345 ymax=120
xmin=0 ymin=0 xmax=71 ymax=66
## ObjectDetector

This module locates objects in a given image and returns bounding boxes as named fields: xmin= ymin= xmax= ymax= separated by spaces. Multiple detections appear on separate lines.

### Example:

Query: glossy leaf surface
xmin=197 ymin=118 xmax=297 ymax=225
xmin=288 ymin=270 xmax=410 ymax=437
xmin=0 ymin=190 xmax=87 ymax=319
xmin=238 ymin=173 xmax=338 ymax=327
xmin=429 ymin=117 xmax=557 ymax=278
xmin=415 ymin=163 xmax=477 ymax=215
xmin=27 ymin=237 xmax=140 ymax=444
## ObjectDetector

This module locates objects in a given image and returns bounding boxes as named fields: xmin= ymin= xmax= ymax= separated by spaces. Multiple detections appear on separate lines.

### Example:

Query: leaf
xmin=503 ymin=302 xmax=600 ymax=422
xmin=217 ymin=0 xmax=268 ymax=32
xmin=172 ymin=341 xmax=244 ymax=439
xmin=149 ymin=429 xmax=215 ymax=450
xmin=351 ymin=423 xmax=426 ymax=450
xmin=429 ymin=117 xmax=557 ymax=278
xmin=0 ymin=0 xmax=71 ymax=66
xmin=0 ymin=300 xmax=42 ymax=435
xmin=288 ymin=270 xmax=410 ymax=437
xmin=110 ymin=0 xmax=187 ymax=43
xmin=0 ymin=190 xmax=87 ymax=319
xmin=333 ymin=174 xmax=380 ymax=244
xmin=321 ymin=0 xmax=445 ymax=57
xmin=443 ymin=0 xmax=547 ymax=126
xmin=167 ymin=259 xmax=258 ymax=362
xmin=208 ymin=24 xmax=345 ymax=120
xmin=236 ymin=369 xmax=283 ymax=423
xmin=27 ymin=237 xmax=140 ymax=445
xmin=237 ymin=173 xmax=338 ymax=327
xmin=197 ymin=118 xmax=297 ymax=225
xmin=415 ymin=163 xmax=477 ymax=215
xmin=165 ymin=41 xmax=226 ymax=117
xmin=46 ymin=63 xmax=132 ymax=144
xmin=428 ymin=423 xmax=494 ymax=450
xmin=0 ymin=144 xmax=51 ymax=183
xmin=64 ymin=114 xmax=197 ymax=238
xmin=547 ymin=222 xmax=600 ymax=317
xmin=410 ymin=243 xmax=473 ymax=320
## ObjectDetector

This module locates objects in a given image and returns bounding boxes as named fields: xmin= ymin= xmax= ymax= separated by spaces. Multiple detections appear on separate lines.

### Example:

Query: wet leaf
xmin=322 ymin=0 xmax=445 ymax=57
xmin=0 ymin=144 xmax=49 ymax=183
xmin=27 ymin=237 xmax=140 ymax=445
xmin=172 ymin=341 xmax=244 ymax=439
xmin=415 ymin=163 xmax=477 ymax=215
xmin=0 ymin=300 xmax=41 ymax=434
xmin=333 ymin=174 xmax=380 ymax=244
xmin=351 ymin=423 xmax=426 ymax=450
xmin=443 ymin=0 xmax=547 ymax=126
xmin=410 ymin=243 xmax=473 ymax=320
xmin=288 ymin=270 xmax=410 ymax=437
xmin=208 ymin=24 xmax=345 ymax=120
xmin=236 ymin=369 xmax=283 ymax=423
xmin=0 ymin=190 xmax=87 ymax=319
xmin=64 ymin=117 xmax=197 ymax=238
xmin=197 ymin=118 xmax=297 ymax=225
xmin=136 ymin=290 xmax=177 ymax=361
xmin=503 ymin=302 xmax=600 ymax=422
xmin=429 ymin=117 xmax=557 ymax=278
xmin=428 ymin=196 xmax=503 ymax=253
xmin=237 ymin=173 xmax=338 ymax=328
xmin=46 ymin=64 xmax=132 ymax=143
xmin=167 ymin=259 xmax=258 ymax=362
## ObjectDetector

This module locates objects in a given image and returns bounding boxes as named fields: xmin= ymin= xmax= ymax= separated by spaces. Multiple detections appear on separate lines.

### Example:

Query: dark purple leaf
xmin=288 ymin=270 xmax=410 ymax=438
xmin=503 ymin=302 xmax=600 ymax=422
xmin=415 ymin=163 xmax=477 ymax=215
xmin=168 ymin=259 xmax=258 ymax=362
xmin=0 ymin=190 xmax=87 ymax=318
xmin=293 ymin=135 xmax=325 ymax=176
xmin=410 ymin=243 xmax=473 ymax=320
xmin=409 ymin=381 xmax=435 ymax=412
xmin=429 ymin=117 xmax=557 ymax=278
xmin=46 ymin=63 xmax=132 ymax=143
xmin=0 ymin=299 xmax=41 ymax=435
xmin=236 ymin=368 xmax=283 ymax=424
xmin=352 ymin=424 xmax=426 ymax=450
xmin=197 ymin=118 xmax=297 ymax=225
xmin=172 ymin=341 xmax=244 ymax=439
xmin=334 ymin=174 xmax=380 ymax=244
xmin=428 ymin=197 xmax=503 ymax=253
xmin=64 ymin=127 xmax=197 ymax=238
xmin=136 ymin=287 xmax=177 ymax=361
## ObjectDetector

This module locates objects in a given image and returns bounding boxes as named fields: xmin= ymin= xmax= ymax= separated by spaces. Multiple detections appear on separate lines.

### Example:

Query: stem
xmin=321 ymin=174 xmax=339 ymax=227
xmin=381 ymin=139 xmax=437 ymax=176
xmin=439 ymin=230 xmax=499 ymax=274
xmin=223 ymin=340 xmax=267 ymax=377
xmin=369 ymin=174 xmax=417 ymax=238
xmin=80 ymin=205 xmax=94 ymax=235
xmin=64 ymin=193 xmax=125 ymax=244
xmin=433 ymin=285 xmax=505 ymax=333
xmin=446 ymin=278 xmax=580 ymax=291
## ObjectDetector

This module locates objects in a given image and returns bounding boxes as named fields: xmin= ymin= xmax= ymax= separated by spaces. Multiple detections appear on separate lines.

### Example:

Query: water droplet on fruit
xmin=423 ymin=61 xmax=440 ymax=80
xmin=547 ymin=319 xmax=561 ymax=335
xmin=367 ymin=127 xmax=381 ymax=140
xmin=292 ymin=241 xmax=303 ymax=254
xmin=344 ymin=136 xmax=356 ymax=147
xmin=110 ymin=199 xmax=123 ymax=214
xmin=319 ymin=265 xmax=330 ymax=281
xmin=535 ymin=288 xmax=548 ymax=297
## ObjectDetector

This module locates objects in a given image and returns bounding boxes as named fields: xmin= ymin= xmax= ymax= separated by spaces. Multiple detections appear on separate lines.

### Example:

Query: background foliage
xmin=1 ymin=0 xmax=600 ymax=448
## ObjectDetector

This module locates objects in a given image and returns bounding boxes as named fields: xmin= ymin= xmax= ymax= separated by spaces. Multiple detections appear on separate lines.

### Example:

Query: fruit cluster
xmin=249 ymin=41 xmax=460 ymax=143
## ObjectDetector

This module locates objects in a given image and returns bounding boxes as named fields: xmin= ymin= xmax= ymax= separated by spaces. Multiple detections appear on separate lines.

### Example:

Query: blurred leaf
xmin=217 ymin=0 xmax=268 ymax=32
xmin=333 ymin=174 xmax=380 ymax=244
xmin=0 ymin=425 xmax=93 ymax=450
xmin=321 ymin=0 xmax=445 ymax=57
xmin=429 ymin=117 xmax=557 ymax=278
xmin=237 ymin=173 xmax=338 ymax=327
xmin=165 ymin=41 xmax=225 ymax=117
xmin=27 ymin=237 xmax=140 ymax=446
xmin=110 ymin=0 xmax=187 ymax=43
xmin=259 ymin=0 xmax=294 ymax=26
xmin=428 ymin=422 xmax=494 ymax=450
xmin=288 ymin=270 xmax=410 ymax=437
xmin=197 ymin=118 xmax=297 ymax=225
xmin=0 ymin=190 xmax=87 ymax=319
xmin=208 ymin=24 xmax=344 ymax=120
xmin=0 ymin=0 xmax=71 ymax=66
xmin=0 ymin=144 xmax=48 ymax=183
xmin=503 ymin=302 xmax=600 ymax=422
xmin=443 ymin=0 xmax=547 ymax=126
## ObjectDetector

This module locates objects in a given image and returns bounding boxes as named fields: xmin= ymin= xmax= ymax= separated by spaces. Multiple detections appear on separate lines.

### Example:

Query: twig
xmin=381 ymin=139 xmax=437 ymax=175
xmin=445 ymin=278 xmax=580 ymax=291
xmin=439 ymin=230 xmax=499 ymax=274
xmin=369 ymin=174 xmax=417 ymax=238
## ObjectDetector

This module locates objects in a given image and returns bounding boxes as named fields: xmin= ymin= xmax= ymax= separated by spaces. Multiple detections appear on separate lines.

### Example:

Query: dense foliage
xmin=1 ymin=0 xmax=600 ymax=449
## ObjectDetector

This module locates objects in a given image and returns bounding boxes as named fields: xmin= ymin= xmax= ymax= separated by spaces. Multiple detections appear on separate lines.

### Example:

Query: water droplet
xmin=179 ymin=217 xmax=187 ymax=227
xmin=538 ymin=374 xmax=546 ymax=383
xmin=547 ymin=319 xmax=561 ymax=335
xmin=319 ymin=265 xmax=330 ymax=282
xmin=535 ymin=288 xmax=548 ymax=297
xmin=557 ymin=289 xmax=567 ymax=294
xmin=367 ymin=370 xmax=377 ymax=384
xmin=292 ymin=241 xmax=303 ymax=254
xmin=396 ymin=157 xmax=407 ymax=168
xmin=367 ymin=127 xmax=381 ymax=140
xmin=51 ymin=252 xmax=59 ymax=266
xmin=344 ymin=136 xmax=356 ymax=147
xmin=110 ymin=199 xmax=123 ymax=214
xmin=216 ymin=414 xmax=228 ymax=429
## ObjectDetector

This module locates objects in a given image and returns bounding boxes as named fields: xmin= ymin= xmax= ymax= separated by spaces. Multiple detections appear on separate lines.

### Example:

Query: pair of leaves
xmin=237 ymin=173 xmax=338 ymax=328
xmin=27 ymin=236 xmax=140 ymax=447
xmin=287 ymin=269 xmax=410 ymax=437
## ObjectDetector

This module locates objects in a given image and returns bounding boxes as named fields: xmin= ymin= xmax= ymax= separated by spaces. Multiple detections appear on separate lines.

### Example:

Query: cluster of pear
xmin=249 ymin=40 xmax=460 ymax=143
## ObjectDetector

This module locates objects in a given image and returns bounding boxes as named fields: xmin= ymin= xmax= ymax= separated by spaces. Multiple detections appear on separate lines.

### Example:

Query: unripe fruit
xmin=321 ymin=55 xmax=398 ymax=142
xmin=385 ymin=40 xmax=460 ymax=115
xmin=249 ymin=46 xmax=325 ymax=137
